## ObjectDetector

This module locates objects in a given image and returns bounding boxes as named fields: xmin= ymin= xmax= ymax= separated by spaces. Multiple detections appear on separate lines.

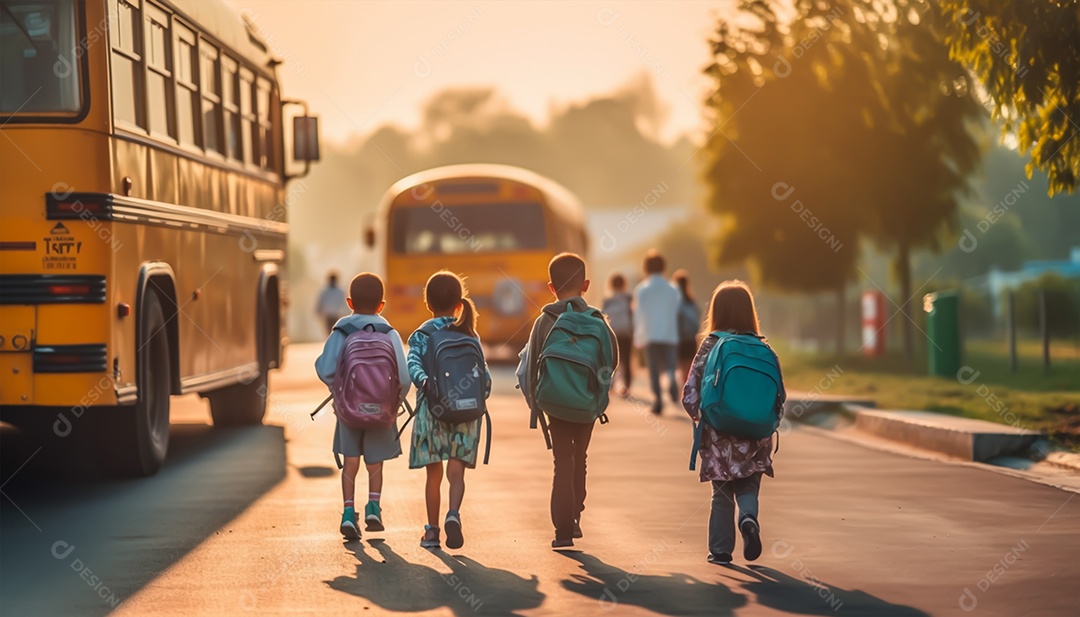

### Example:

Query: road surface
xmin=1 ymin=344 xmax=1077 ymax=616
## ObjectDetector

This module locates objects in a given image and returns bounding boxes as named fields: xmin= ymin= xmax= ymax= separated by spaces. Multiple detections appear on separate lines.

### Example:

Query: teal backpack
xmin=534 ymin=304 xmax=614 ymax=424
xmin=691 ymin=331 xmax=784 ymax=470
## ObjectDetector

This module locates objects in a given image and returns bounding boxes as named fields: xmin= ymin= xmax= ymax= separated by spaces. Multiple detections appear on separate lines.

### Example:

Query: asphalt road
xmin=1 ymin=344 xmax=1077 ymax=616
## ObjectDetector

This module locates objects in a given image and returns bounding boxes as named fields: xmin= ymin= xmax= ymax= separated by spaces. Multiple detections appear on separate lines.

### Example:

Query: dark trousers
xmin=548 ymin=417 xmax=594 ymax=541
xmin=615 ymin=334 xmax=633 ymax=390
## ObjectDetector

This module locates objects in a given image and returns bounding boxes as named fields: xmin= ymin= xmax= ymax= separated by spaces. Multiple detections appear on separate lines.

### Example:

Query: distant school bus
xmin=0 ymin=0 xmax=319 ymax=475
xmin=366 ymin=164 xmax=587 ymax=351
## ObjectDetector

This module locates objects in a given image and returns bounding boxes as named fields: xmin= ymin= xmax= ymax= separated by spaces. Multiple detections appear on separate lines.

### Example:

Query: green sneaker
xmin=340 ymin=506 xmax=360 ymax=541
xmin=364 ymin=501 xmax=384 ymax=532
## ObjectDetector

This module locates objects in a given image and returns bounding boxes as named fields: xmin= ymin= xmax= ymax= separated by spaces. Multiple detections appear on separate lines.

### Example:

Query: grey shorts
xmin=332 ymin=412 xmax=402 ymax=464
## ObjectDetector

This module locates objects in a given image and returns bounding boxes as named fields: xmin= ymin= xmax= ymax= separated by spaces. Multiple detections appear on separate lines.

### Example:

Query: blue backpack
xmin=690 ymin=331 xmax=784 ymax=470
xmin=417 ymin=323 xmax=492 ymax=464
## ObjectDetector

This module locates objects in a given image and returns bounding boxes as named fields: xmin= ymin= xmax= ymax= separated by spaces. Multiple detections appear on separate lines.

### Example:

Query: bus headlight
xmin=493 ymin=278 xmax=526 ymax=316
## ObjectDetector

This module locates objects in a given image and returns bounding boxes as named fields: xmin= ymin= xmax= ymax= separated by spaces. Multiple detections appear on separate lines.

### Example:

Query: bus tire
xmin=207 ymin=299 xmax=271 ymax=426
xmin=101 ymin=292 xmax=171 ymax=476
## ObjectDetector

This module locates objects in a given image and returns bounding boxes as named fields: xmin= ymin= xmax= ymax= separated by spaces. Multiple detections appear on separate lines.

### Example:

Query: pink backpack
xmin=330 ymin=322 xmax=401 ymax=430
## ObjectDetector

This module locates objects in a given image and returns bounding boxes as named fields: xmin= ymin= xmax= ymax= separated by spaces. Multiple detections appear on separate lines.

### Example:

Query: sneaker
xmin=707 ymin=552 xmax=732 ymax=565
xmin=669 ymin=382 xmax=680 ymax=404
xmin=445 ymin=511 xmax=464 ymax=549
xmin=573 ymin=518 xmax=583 ymax=539
xmin=420 ymin=525 xmax=441 ymax=549
xmin=651 ymin=401 xmax=662 ymax=416
xmin=364 ymin=501 xmax=384 ymax=532
xmin=340 ymin=507 xmax=360 ymax=541
xmin=740 ymin=515 xmax=762 ymax=561
xmin=551 ymin=538 xmax=575 ymax=549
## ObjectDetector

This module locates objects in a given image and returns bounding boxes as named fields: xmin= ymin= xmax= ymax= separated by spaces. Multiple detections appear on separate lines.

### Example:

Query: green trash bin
xmin=924 ymin=291 xmax=961 ymax=378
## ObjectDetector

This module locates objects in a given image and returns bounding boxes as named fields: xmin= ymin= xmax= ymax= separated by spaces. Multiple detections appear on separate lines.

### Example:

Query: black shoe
xmin=651 ymin=402 xmax=662 ymax=416
xmin=669 ymin=383 xmax=680 ymax=403
xmin=552 ymin=538 xmax=575 ymax=549
xmin=445 ymin=512 xmax=464 ymax=550
xmin=707 ymin=552 xmax=732 ymax=564
xmin=573 ymin=518 xmax=583 ymax=539
xmin=740 ymin=515 xmax=762 ymax=561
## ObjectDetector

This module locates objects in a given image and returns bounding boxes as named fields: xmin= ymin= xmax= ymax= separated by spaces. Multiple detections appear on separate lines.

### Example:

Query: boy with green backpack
xmin=521 ymin=253 xmax=619 ymax=549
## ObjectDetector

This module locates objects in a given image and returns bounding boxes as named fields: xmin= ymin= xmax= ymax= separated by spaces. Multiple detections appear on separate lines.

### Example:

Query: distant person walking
xmin=673 ymin=269 xmax=701 ymax=391
xmin=633 ymin=250 xmax=681 ymax=415
xmin=317 ymin=271 xmax=349 ymax=334
xmin=602 ymin=272 xmax=634 ymax=397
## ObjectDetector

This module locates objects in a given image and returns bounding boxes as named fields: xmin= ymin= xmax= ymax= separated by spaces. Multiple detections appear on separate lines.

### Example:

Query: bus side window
xmin=240 ymin=68 xmax=256 ymax=166
xmin=199 ymin=42 xmax=223 ymax=154
xmin=144 ymin=4 xmax=174 ymax=140
xmin=109 ymin=0 xmax=145 ymax=129
xmin=222 ymin=56 xmax=241 ymax=161
xmin=173 ymin=23 xmax=199 ymax=147
xmin=256 ymin=79 xmax=275 ymax=171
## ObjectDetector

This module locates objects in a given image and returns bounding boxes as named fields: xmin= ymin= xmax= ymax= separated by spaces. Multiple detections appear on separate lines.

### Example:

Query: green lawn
xmin=774 ymin=338 xmax=1080 ymax=446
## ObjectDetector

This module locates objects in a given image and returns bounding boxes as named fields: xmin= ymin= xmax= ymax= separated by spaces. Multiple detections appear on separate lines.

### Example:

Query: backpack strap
xmin=396 ymin=399 xmax=416 ymax=439
xmin=689 ymin=420 xmax=703 ymax=471
xmin=481 ymin=410 xmax=493 ymax=465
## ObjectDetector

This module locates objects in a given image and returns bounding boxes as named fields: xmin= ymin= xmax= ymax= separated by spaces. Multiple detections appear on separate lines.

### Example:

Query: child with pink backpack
xmin=315 ymin=272 xmax=411 ymax=540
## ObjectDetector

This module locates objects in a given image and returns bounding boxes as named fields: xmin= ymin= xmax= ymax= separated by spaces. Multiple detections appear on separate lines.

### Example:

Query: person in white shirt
xmin=316 ymin=271 xmax=349 ymax=334
xmin=633 ymin=250 xmax=681 ymax=415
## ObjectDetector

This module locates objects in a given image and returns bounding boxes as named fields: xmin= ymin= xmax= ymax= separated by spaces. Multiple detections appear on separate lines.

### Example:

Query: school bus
xmin=0 ymin=0 xmax=319 ymax=475
xmin=366 ymin=164 xmax=588 ymax=352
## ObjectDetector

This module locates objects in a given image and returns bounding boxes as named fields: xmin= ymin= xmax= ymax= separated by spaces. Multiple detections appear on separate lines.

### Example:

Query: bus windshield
xmin=391 ymin=202 xmax=548 ymax=254
xmin=0 ymin=0 xmax=82 ymax=115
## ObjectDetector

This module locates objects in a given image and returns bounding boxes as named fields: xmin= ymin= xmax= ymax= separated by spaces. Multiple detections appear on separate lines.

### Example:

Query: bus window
xmin=200 ymin=42 xmax=222 ymax=153
xmin=173 ymin=23 xmax=198 ymax=146
xmin=222 ymin=56 xmax=241 ymax=161
xmin=256 ymin=78 xmax=274 ymax=170
xmin=145 ymin=4 xmax=173 ymax=139
xmin=110 ymin=0 xmax=145 ymax=128
xmin=240 ymin=67 xmax=256 ymax=166
xmin=391 ymin=202 xmax=548 ymax=254
xmin=0 ymin=0 xmax=82 ymax=115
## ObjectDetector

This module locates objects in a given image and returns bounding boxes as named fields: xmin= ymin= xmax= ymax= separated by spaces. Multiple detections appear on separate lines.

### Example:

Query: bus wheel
xmin=207 ymin=370 xmax=267 ymax=426
xmin=101 ymin=292 xmax=171 ymax=476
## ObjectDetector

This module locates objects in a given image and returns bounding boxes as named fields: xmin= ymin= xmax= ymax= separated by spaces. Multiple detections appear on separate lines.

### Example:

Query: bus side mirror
xmin=293 ymin=116 xmax=320 ymax=162
xmin=364 ymin=227 xmax=376 ymax=248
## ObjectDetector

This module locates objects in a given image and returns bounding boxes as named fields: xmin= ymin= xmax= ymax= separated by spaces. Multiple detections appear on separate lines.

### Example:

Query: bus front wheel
xmin=101 ymin=292 xmax=171 ymax=476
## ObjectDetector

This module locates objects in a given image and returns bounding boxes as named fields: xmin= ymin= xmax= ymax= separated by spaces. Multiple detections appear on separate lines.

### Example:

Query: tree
xmin=937 ymin=0 xmax=1080 ymax=196
xmin=701 ymin=0 xmax=982 ymax=358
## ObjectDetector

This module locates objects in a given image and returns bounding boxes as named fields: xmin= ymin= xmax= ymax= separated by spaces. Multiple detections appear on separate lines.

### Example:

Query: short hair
xmin=609 ymin=272 xmax=626 ymax=291
xmin=349 ymin=272 xmax=384 ymax=313
xmin=549 ymin=252 xmax=587 ymax=296
xmin=643 ymin=250 xmax=665 ymax=275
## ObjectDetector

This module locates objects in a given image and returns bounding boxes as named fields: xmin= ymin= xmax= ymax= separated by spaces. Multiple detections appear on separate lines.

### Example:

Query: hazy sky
xmin=223 ymin=0 xmax=734 ymax=146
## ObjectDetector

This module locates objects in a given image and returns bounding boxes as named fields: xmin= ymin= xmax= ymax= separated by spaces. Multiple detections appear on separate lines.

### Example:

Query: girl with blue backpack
xmin=407 ymin=271 xmax=491 ymax=550
xmin=681 ymin=280 xmax=785 ymax=565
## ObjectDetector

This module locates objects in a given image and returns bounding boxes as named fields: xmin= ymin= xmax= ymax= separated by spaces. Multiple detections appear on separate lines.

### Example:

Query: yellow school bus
xmin=367 ymin=164 xmax=587 ymax=352
xmin=0 ymin=0 xmax=318 ymax=475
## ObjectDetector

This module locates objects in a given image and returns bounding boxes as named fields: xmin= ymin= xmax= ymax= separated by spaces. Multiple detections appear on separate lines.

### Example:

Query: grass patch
xmin=774 ymin=338 xmax=1080 ymax=447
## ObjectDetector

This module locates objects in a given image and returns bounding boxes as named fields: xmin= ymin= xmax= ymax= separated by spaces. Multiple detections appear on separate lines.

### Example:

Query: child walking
xmin=524 ymin=253 xmax=618 ymax=548
xmin=315 ymin=273 xmax=410 ymax=541
xmin=601 ymin=272 xmax=633 ymax=397
xmin=408 ymin=271 xmax=491 ymax=550
xmin=681 ymin=280 xmax=785 ymax=564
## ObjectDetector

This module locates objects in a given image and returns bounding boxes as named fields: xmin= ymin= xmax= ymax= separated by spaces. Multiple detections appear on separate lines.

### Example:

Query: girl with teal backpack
xmin=681 ymin=280 xmax=785 ymax=565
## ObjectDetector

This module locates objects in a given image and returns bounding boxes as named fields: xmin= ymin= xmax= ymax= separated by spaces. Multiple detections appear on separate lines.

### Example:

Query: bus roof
xmin=169 ymin=0 xmax=276 ymax=71
xmin=381 ymin=164 xmax=584 ymax=227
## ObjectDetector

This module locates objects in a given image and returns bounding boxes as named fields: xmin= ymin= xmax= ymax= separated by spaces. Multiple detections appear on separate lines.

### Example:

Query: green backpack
xmin=534 ymin=304 xmax=614 ymax=424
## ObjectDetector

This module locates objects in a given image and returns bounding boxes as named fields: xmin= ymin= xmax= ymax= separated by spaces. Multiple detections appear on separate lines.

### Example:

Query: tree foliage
xmin=937 ymin=0 xmax=1080 ymax=196
xmin=702 ymin=0 xmax=984 ymax=358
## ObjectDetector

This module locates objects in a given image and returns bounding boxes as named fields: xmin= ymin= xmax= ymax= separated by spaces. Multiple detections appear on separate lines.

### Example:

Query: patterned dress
xmin=681 ymin=335 xmax=785 ymax=482
xmin=407 ymin=316 xmax=492 ymax=469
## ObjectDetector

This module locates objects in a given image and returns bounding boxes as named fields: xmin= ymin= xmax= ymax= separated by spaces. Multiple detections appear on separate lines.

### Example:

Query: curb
xmin=1044 ymin=451 xmax=1080 ymax=472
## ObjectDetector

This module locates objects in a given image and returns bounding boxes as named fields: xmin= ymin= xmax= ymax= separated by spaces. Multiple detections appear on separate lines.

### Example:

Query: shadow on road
xmin=0 ymin=423 xmax=287 ymax=616
xmin=327 ymin=539 xmax=544 ymax=616
xmin=558 ymin=551 xmax=748 ymax=615
xmin=720 ymin=563 xmax=931 ymax=617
